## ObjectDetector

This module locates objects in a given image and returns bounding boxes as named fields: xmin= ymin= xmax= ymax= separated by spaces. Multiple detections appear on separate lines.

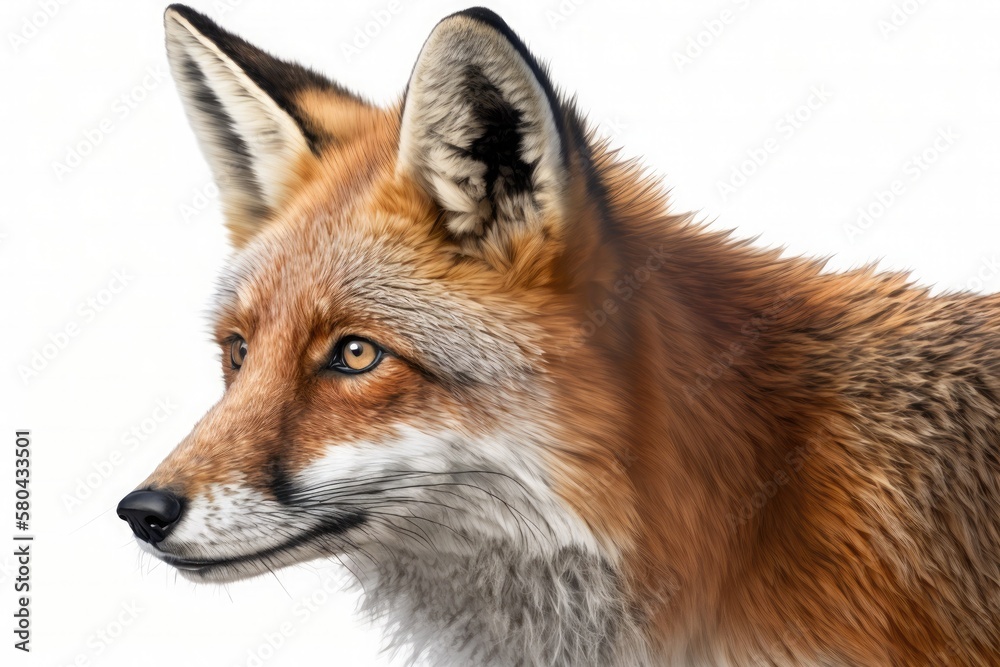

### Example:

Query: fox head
xmin=118 ymin=5 xmax=643 ymax=590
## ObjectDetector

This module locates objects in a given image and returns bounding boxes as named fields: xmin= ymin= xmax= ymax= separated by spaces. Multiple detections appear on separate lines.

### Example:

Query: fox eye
xmin=331 ymin=337 xmax=383 ymax=374
xmin=229 ymin=337 xmax=248 ymax=369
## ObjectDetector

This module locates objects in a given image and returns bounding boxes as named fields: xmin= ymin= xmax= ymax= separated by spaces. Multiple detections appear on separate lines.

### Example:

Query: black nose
xmin=117 ymin=489 xmax=183 ymax=543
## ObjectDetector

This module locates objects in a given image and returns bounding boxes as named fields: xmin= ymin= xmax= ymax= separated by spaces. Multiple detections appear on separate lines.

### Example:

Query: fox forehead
xmin=211 ymin=191 xmax=552 ymax=387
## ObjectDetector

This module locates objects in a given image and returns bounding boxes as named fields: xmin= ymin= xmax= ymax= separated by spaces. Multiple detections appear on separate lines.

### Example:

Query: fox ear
xmin=164 ymin=4 xmax=365 ymax=246
xmin=397 ymin=8 xmax=569 ymax=253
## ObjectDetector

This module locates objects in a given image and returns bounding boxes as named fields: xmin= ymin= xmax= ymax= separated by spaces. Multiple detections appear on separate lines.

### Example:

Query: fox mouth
xmin=156 ymin=553 xmax=238 ymax=572
xmin=141 ymin=511 xmax=368 ymax=577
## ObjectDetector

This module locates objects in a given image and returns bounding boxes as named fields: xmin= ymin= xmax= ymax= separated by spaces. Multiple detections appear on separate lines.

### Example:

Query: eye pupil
xmin=335 ymin=337 xmax=382 ymax=373
xmin=230 ymin=337 xmax=247 ymax=369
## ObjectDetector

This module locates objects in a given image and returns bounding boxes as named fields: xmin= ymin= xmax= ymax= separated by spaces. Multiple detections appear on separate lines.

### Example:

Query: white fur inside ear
xmin=397 ymin=15 xmax=565 ymax=236
xmin=429 ymin=173 xmax=489 ymax=234
xmin=165 ymin=10 xmax=309 ymax=218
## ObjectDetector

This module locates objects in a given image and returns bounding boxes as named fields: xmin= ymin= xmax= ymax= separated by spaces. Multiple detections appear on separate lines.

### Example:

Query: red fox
xmin=118 ymin=5 xmax=1000 ymax=665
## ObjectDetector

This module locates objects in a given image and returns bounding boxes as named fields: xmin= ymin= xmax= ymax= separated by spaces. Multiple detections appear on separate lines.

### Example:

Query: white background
xmin=2 ymin=0 xmax=999 ymax=665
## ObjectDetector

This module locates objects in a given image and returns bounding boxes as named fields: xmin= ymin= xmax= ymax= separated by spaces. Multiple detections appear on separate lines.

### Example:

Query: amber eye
xmin=229 ymin=337 xmax=248 ymax=369
xmin=332 ymin=336 xmax=383 ymax=374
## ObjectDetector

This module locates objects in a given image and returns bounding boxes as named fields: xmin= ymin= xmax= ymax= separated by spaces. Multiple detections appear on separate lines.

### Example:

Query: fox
xmin=117 ymin=5 xmax=1000 ymax=666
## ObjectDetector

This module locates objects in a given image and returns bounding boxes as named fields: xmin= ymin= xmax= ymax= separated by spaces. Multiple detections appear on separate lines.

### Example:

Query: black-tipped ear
xmin=164 ymin=4 xmax=364 ymax=246
xmin=397 ymin=8 xmax=569 ymax=247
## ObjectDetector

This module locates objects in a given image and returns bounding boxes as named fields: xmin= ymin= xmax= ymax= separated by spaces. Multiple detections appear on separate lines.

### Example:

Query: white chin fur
xmin=294 ymin=425 xmax=604 ymax=559
xmin=143 ymin=425 xmax=604 ymax=579
xmin=139 ymin=427 xmax=646 ymax=664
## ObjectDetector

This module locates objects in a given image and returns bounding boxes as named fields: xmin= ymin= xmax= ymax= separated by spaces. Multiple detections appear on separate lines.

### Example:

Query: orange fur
xmin=130 ymin=7 xmax=1000 ymax=665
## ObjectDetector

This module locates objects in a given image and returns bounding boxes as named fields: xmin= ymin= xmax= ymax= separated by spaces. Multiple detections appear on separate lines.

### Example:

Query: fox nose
xmin=117 ymin=489 xmax=183 ymax=544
